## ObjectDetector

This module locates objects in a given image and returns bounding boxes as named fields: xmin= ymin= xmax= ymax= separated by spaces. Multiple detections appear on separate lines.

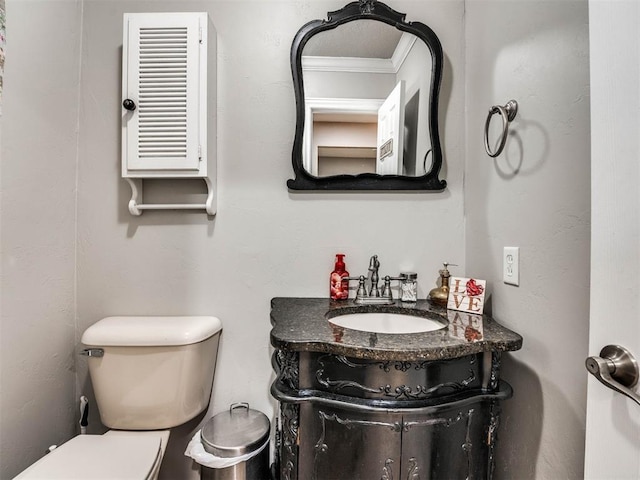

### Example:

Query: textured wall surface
xmin=464 ymin=2 xmax=591 ymax=479
xmin=0 ymin=1 xmax=82 ymax=478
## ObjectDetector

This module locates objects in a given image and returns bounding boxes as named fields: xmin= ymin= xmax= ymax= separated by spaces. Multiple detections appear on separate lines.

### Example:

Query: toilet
xmin=14 ymin=316 xmax=222 ymax=480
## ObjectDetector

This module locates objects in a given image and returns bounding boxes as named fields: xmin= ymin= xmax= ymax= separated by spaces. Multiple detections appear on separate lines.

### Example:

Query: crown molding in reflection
xmin=302 ymin=32 xmax=416 ymax=74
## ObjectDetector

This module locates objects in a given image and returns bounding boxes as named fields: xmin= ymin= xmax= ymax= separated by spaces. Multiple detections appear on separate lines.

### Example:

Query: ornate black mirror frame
xmin=287 ymin=0 xmax=446 ymax=191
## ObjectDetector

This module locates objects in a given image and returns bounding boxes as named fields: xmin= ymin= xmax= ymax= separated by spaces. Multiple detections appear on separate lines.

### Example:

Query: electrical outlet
xmin=503 ymin=247 xmax=519 ymax=286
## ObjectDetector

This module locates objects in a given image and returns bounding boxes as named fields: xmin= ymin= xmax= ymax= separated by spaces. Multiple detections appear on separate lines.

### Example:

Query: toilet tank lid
xmin=81 ymin=316 xmax=222 ymax=347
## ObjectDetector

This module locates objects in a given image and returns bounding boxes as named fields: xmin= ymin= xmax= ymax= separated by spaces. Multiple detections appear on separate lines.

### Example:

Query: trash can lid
xmin=201 ymin=403 xmax=270 ymax=458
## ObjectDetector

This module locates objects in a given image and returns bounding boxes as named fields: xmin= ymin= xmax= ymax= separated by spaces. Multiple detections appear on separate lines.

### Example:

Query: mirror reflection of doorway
xmin=303 ymin=98 xmax=381 ymax=176
xmin=305 ymin=80 xmax=413 ymax=177
xmin=376 ymin=80 xmax=405 ymax=175
xmin=317 ymin=146 xmax=376 ymax=176
xmin=313 ymin=111 xmax=377 ymax=176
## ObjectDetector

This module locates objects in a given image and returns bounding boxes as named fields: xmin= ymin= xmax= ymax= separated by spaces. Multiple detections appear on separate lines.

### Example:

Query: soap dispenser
xmin=330 ymin=254 xmax=349 ymax=300
xmin=428 ymin=262 xmax=456 ymax=306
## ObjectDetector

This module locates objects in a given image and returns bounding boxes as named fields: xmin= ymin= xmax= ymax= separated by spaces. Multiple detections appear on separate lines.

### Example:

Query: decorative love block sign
xmin=447 ymin=277 xmax=487 ymax=314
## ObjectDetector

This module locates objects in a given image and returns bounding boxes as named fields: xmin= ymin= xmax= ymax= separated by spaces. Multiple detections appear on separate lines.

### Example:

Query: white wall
xmin=0 ymin=1 xmax=83 ymax=478
xmin=74 ymin=1 xmax=465 ymax=478
xmin=464 ymin=1 xmax=591 ymax=479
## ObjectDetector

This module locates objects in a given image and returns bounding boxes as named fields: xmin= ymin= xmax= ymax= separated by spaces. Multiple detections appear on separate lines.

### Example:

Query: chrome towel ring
xmin=484 ymin=100 xmax=518 ymax=157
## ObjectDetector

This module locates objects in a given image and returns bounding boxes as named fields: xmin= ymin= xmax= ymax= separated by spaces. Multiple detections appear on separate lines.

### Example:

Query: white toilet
xmin=15 ymin=315 xmax=222 ymax=480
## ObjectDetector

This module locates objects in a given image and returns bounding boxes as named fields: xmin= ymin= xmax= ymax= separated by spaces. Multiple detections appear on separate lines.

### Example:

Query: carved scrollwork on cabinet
xmin=314 ymin=353 xmax=479 ymax=400
xmin=486 ymin=402 xmax=502 ymax=479
xmin=489 ymin=352 xmax=502 ymax=391
xmin=406 ymin=458 xmax=421 ymax=480
xmin=274 ymin=350 xmax=299 ymax=390
xmin=280 ymin=403 xmax=299 ymax=480
xmin=381 ymin=458 xmax=395 ymax=480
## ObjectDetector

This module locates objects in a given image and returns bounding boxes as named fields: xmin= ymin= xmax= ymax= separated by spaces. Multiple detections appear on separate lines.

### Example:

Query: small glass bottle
xmin=400 ymin=272 xmax=418 ymax=302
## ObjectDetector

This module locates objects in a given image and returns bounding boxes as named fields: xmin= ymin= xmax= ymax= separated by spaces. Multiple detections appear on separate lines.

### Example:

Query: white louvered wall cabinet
xmin=122 ymin=12 xmax=216 ymax=215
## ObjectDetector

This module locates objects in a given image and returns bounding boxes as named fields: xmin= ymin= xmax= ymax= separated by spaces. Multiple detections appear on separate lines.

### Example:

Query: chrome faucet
xmin=345 ymin=255 xmax=400 ymax=305
xmin=367 ymin=255 xmax=380 ymax=297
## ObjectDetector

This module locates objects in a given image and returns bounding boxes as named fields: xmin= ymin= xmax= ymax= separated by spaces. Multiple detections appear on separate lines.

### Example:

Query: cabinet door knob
xmin=122 ymin=98 xmax=136 ymax=111
xmin=585 ymin=344 xmax=640 ymax=406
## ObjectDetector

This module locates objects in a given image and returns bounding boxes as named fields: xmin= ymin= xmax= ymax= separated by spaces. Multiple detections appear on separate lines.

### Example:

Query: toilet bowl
xmin=14 ymin=316 xmax=222 ymax=479
xmin=14 ymin=430 xmax=170 ymax=480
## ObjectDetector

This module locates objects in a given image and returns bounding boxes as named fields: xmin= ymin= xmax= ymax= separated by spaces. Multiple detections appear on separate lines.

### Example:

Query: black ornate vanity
xmin=270 ymin=298 xmax=522 ymax=480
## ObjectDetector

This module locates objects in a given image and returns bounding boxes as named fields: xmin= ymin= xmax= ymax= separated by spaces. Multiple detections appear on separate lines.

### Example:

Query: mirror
xmin=288 ymin=0 xmax=446 ymax=191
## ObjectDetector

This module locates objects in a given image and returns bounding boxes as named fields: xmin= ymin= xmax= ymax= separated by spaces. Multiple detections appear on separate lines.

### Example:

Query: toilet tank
xmin=81 ymin=316 xmax=222 ymax=430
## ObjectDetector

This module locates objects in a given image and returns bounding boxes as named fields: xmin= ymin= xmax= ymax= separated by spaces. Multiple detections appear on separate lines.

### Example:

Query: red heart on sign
xmin=466 ymin=279 xmax=484 ymax=297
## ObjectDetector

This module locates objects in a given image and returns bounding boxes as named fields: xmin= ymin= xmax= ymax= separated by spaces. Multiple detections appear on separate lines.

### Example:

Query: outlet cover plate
xmin=503 ymin=247 xmax=519 ymax=286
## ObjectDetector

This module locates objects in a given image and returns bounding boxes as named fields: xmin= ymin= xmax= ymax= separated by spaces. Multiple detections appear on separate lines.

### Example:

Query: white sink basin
xmin=328 ymin=312 xmax=446 ymax=334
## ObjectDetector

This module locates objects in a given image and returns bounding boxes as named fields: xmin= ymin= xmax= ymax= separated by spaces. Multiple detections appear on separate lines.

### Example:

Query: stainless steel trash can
xmin=200 ymin=403 xmax=270 ymax=480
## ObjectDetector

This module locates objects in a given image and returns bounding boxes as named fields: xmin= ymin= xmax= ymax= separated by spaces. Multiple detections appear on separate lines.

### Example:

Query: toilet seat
xmin=14 ymin=434 xmax=163 ymax=479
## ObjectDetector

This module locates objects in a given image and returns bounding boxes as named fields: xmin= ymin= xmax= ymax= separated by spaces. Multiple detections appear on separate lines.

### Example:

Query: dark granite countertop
xmin=270 ymin=297 xmax=522 ymax=361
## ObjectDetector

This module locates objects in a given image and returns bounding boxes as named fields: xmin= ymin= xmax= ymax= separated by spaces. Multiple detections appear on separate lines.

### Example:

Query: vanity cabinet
xmin=302 ymin=405 xmax=402 ymax=479
xmin=303 ymin=400 xmax=499 ymax=480
xmin=270 ymin=298 xmax=522 ymax=480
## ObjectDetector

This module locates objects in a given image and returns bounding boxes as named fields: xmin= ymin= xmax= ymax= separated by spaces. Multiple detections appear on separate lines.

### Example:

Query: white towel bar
xmin=126 ymin=178 xmax=215 ymax=216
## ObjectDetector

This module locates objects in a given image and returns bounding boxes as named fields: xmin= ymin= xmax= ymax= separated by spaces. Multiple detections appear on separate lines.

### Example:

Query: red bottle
xmin=330 ymin=254 xmax=349 ymax=300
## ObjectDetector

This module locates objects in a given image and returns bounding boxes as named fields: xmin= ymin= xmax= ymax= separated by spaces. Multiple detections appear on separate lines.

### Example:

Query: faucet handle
xmin=344 ymin=275 xmax=367 ymax=300
xmin=381 ymin=275 xmax=402 ymax=300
